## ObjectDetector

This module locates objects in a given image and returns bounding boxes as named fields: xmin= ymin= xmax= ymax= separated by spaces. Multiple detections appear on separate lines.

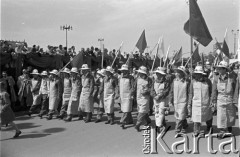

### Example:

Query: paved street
xmin=1 ymin=104 xmax=239 ymax=157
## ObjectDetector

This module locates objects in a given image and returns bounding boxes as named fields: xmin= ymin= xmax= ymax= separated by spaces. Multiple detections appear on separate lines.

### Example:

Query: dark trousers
xmin=120 ymin=112 xmax=133 ymax=124
xmin=59 ymin=100 xmax=69 ymax=116
xmin=107 ymin=113 xmax=114 ymax=121
xmin=136 ymin=113 xmax=151 ymax=127
xmin=39 ymin=94 xmax=49 ymax=115
xmin=194 ymin=118 xmax=213 ymax=134
xmin=175 ymin=119 xmax=188 ymax=132
xmin=29 ymin=103 xmax=40 ymax=113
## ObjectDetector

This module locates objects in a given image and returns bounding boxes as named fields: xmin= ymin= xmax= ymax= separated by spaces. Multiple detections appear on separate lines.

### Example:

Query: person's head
xmin=80 ymin=64 xmax=90 ymax=76
xmin=119 ymin=64 xmax=129 ymax=76
xmin=41 ymin=71 xmax=48 ymax=79
xmin=91 ymin=70 xmax=96 ymax=77
xmin=174 ymin=66 xmax=186 ymax=79
xmin=31 ymin=69 xmax=40 ymax=79
xmin=105 ymin=66 xmax=114 ymax=77
xmin=193 ymin=66 xmax=206 ymax=81
xmin=49 ymin=70 xmax=58 ymax=79
xmin=2 ymin=71 xmax=7 ymax=78
xmin=62 ymin=68 xmax=71 ymax=78
xmin=155 ymin=67 xmax=166 ymax=80
xmin=137 ymin=66 xmax=148 ymax=79
xmin=216 ymin=61 xmax=228 ymax=75
xmin=97 ymin=69 xmax=106 ymax=79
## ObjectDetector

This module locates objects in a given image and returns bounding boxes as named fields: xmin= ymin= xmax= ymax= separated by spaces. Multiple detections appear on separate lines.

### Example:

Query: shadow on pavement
xmin=2 ymin=123 xmax=41 ymax=131
xmin=42 ymin=127 xmax=66 ymax=133
xmin=0 ymin=133 xmax=51 ymax=141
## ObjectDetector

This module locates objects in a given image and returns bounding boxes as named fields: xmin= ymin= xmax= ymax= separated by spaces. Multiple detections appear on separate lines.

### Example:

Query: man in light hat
xmin=188 ymin=66 xmax=213 ymax=137
xmin=212 ymin=61 xmax=238 ymax=138
xmin=95 ymin=69 xmax=106 ymax=123
xmin=118 ymin=64 xmax=135 ymax=129
xmin=47 ymin=69 xmax=61 ymax=120
xmin=17 ymin=69 xmax=33 ymax=111
xmin=57 ymin=68 xmax=72 ymax=119
xmin=27 ymin=69 xmax=42 ymax=116
xmin=38 ymin=71 xmax=49 ymax=118
xmin=169 ymin=66 xmax=190 ymax=135
xmin=78 ymin=64 xmax=95 ymax=123
xmin=65 ymin=67 xmax=81 ymax=121
xmin=150 ymin=67 xmax=171 ymax=133
xmin=98 ymin=66 xmax=118 ymax=125
xmin=134 ymin=66 xmax=152 ymax=132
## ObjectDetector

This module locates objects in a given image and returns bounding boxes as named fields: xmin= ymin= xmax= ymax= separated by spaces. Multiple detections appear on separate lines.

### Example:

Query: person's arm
xmin=158 ymin=80 xmax=171 ymax=100
xmin=150 ymin=78 xmax=157 ymax=98
xmin=1 ymin=92 xmax=11 ymax=112
xmin=169 ymin=81 xmax=174 ymax=105
xmin=89 ymin=76 xmax=95 ymax=96
xmin=211 ymin=77 xmax=218 ymax=104
xmin=187 ymin=81 xmax=193 ymax=117
xmin=98 ymin=78 xmax=104 ymax=96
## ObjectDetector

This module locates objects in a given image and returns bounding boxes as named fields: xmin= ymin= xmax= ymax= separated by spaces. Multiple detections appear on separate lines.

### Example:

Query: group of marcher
xmin=0 ymin=60 xmax=239 ymax=139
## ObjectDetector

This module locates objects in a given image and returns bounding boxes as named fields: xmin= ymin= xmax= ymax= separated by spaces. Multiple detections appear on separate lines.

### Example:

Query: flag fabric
xmin=172 ymin=47 xmax=182 ymax=65
xmin=222 ymin=39 xmax=230 ymax=58
xmin=71 ymin=51 xmax=83 ymax=69
xmin=184 ymin=0 xmax=213 ymax=47
xmin=192 ymin=45 xmax=201 ymax=64
xmin=136 ymin=30 xmax=147 ymax=54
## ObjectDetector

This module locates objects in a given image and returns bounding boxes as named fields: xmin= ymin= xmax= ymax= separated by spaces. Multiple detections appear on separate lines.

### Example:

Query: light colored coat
xmin=31 ymin=78 xmax=41 ymax=106
xmin=49 ymin=78 xmax=61 ymax=110
xmin=79 ymin=73 xmax=94 ymax=112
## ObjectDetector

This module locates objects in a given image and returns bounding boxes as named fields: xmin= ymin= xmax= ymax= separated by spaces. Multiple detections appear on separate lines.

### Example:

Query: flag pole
xmin=151 ymin=37 xmax=161 ymax=72
xmin=163 ymin=45 xmax=170 ymax=67
xmin=111 ymin=42 xmax=123 ymax=67
xmin=102 ymin=44 xmax=104 ymax=68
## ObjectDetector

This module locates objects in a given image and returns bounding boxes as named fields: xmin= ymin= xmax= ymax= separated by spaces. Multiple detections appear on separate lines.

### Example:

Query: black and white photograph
xmin=1 ymin=0 xmax=240 ymax=156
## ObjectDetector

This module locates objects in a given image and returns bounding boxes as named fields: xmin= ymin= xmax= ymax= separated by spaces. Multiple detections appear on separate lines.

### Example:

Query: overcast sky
xmin=1 ymin=0 xmax=239 ymax=57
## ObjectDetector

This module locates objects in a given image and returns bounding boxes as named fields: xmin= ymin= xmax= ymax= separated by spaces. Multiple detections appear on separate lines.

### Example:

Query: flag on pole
xmin=171 ymin=47 xmax=182 ymax=65
xmin=136 ymin=30 xmax=147 ymax=54
xmin=71 ymin=51 xmax=83 ymax=69
xmin=192 ymin=44 xmax=201 ymax=64
xmin=222 ymin=39 xmax=230 ymax=58
xmin=184 ymin=0 xmax=213 ymax=47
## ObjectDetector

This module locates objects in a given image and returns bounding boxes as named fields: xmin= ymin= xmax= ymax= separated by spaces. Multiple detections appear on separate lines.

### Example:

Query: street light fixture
xmin=231 ymin=29 xmax=239 ymax=55
xmin=60 ymin=25 xmax=73 ymax=50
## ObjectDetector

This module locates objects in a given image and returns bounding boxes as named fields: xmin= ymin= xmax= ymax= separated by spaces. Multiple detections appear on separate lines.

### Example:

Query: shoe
xmin=95 ymin=119 xmax=101 ymax=123
xmin=5 ymin=124 xmax=8 ymax=127
xmin=84 ymin=119 xmax=91 ymax=123
xmin=78 ymin=116 xmax=83 ymax=120
xmin=119 ymin=111 xmax=123 ymax=113
xmin=13 ymin=131 xmax=22 ymax=138
xmin=127 ymin=121 xmax=134 ymax=125
xmin=110 ymin=120 xmax=114 ymax=125
xmin=193 ymin=132 xmax=199 ymax=137
xmin=181 ymin=129 xmax=187 ymax=134
xmin=105 ymin=120 xmax=110 ymax=124
xmin=47 ymin=115 xmax=52 ymax=120
xmin=121 ymin=124 xmax=125 ymax=129
xmin=27 ymin=111 xmax=32 ymax=117
xmin=135 ymin=125 xmax=141 ymax=132
xmin=206 ymin=126 xmax=213 ymax=134
xmin=38 ymin=114 xmax=43 ymax=119
xmin=57 ymin=114 xmax=65 ymax=119
xmin=64 ymin=116 xmax=72 ymax=122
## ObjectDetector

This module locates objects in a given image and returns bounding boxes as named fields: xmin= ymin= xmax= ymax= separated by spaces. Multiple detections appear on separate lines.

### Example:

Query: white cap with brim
xmin=106 ymin=66 xmax=114 ymax=73
xmin=70 ymin=67 xmax=78 ymax=74
xmin=31 ymin=69 xmax=40 ymax=75
xmin=193 ymin=66 xmax=206 ymax=75
xmin=49 ymin=69 xmax=58 ymax=75
xmin=154 ymin=67 xmax=166 ymax=75
xmin=174 ymin=66 xmax=187 ymax=75
xmin=119 ymin=64 xmax=129 ymax=71
xmin=80 ymin=64 xmax=90 ymax=70
xmin=137 ymin=66 xmax=147 ymax=75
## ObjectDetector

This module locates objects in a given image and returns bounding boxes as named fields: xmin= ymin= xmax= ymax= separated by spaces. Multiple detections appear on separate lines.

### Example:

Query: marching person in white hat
xmin=134 ymin=66 xmax=152 ymax=132
xmin=78 ymin=64 xmax=95 ymax=123
xmin=47 ymin=69 xmax=61 ymax=120
xmin=188 ymin=66 xmax=213 ymax=137
xmin=95 ymin=69 xmax=106 ymax=123
xmin=169 ymin=66 xmax=190 ymax=135
xmin=65 ymin=67 xmax=81 ymax=121
xmin=98 ymin=66 xmax=118 ymax=125
xmin=118 ymin=64 xmax=135 ymax=129
xmin=212 ymin=61 xmax=238 ymax=138
xmin=150 ymin=67 xmax=171 ymax=133
xmin=38 ymin=71 xmax=49 ymax=118
xmin=27 ymin=69 xmax=42 ymax=116
xmin=57 ymin=68 xmax=72 ymax=119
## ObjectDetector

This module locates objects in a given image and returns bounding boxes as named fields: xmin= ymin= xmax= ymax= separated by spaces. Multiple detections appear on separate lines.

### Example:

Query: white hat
xmin=174 ymin=66 xmax=187 ymax=75
xmin=41 ymin=71 xmax=48 ymax=76
xmin=97 ymin=69 xmax=106 ymax=76
xmin=80 ymin=64 xmax=90 ymax=70
xmin=137 ymin=66 xmax=148 ymax=75
xmin=193 ymin=66 xmax=206 ymax=75
xmin=154 ymin=67 xmax=166 ymax=75
xmin=216 ymin=61 xmax=229 ymax=70
xmin=49 ymin=69 xmax=58 ymax=75
xmin=31 ymin=69 xmax=40 ymax=75
xmin=119 ymin=64 xmax=129 ymax=71
xmin=61 ymin=68 xmax=70 ymax=74
xmin=106 ymin=66 xmax=114 ymax=73
xmin=70 ymin=67 xmax=78 ymax=74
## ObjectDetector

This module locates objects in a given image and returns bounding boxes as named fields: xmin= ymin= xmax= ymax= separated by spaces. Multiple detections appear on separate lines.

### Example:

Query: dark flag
xmin=222 ymin=39 xmax=230 ymax=58
xmin=71 ymin=51 xmax=83 ymax=69
xmin=136 ymin=30 xmax=147 ymax=54
xmin=192 ymin=44 xmax=201 ymax=64
xmin=172 ymin=47 xmax=182 ymax=65
xmin=184 ymin=0 xmax=213 ymax=47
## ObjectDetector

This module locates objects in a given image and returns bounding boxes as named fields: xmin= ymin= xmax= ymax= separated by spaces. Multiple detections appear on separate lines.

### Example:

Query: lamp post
xmin=98 ymin=38 xmax=104 ymax=68
xmin=231 ymin=29 xmax=239 ymax=56
xmin=60 ymin=25 xmax=72 ymax=51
